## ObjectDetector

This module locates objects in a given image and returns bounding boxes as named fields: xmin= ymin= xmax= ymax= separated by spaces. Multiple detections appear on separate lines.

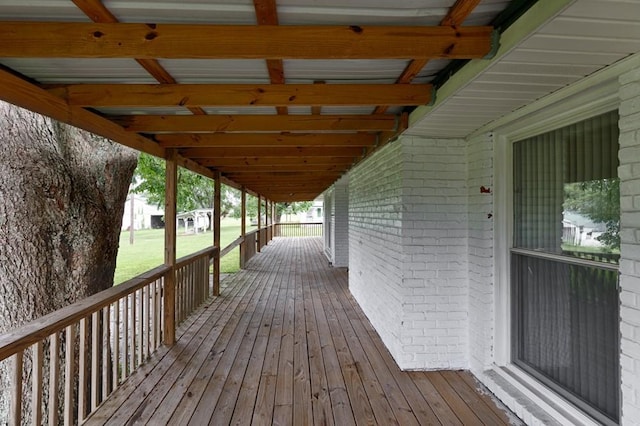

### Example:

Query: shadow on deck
xmin=86 ymin=237 xmax=518 ymax=425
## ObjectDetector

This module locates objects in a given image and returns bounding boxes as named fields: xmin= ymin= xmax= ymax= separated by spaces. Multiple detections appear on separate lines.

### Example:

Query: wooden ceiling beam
xmin=223 ymin=178 xmax=341 ymax=185
xmin=155 ymin=132 xmax=376 ymax=148
xmin=0 ymin=67 xmax=164 ymax=157
xmin=216 ymin=165 xmax=349 ymax=172
xmin=0 ymin=23 xmax=494 ymax=60
xmin=49 ymin=83 xmax=432 ymax=108
xmin=116 ymin=114 xmax=397 ymax=133
xmin=199 ymin=157 xmax=354 ymax=167
xmin=252 ymin=0 xmax=288 ymax=115
xmin=180 ymin=146 xmax=363 ymax=158
xmin=374 ymin=0 xmax=483 ymax=114
xmin=70 ymin=0 xmax=206 ymax=116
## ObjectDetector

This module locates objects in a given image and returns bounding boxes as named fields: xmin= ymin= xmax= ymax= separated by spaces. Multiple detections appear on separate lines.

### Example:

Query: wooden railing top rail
xmin=0 ymin=264 xmax=170 ymax=361
xmin=245 ymin=229 xmax=259 ymax=237
xmin=220 ymin=236 xmax=244 ymax=258
xmin=276 ymin=222 xmax=323 ymax=225
xmin=175 ymin=245 xmax=219 ymax=269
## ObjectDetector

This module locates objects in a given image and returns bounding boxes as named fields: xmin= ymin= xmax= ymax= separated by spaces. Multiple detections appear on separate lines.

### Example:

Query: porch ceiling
xmin=407 ymin=0 xmax=640 ymax=138
xmin=0 ymin=0 xmax=512 ymax=202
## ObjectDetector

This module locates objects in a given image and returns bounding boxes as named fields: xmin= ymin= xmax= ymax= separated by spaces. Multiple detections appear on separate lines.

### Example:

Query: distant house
xmin=121 ymin=194 xmax=164 ymax=231
xmin=177 ymin=209 xmax=212 ymax=234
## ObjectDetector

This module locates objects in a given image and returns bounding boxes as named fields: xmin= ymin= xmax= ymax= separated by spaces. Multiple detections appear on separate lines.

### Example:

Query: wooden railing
xmin=174 ymin=246 xmax=218 ymax=327
xmin=242 ymin=230 xmax=259 ymax=267
xmin=0 ymin=265 xmax=168 ymax=425
xmin=0 ymin=243 xmax=229 ymax=426
xmin=274 ymin=222 xmax=323 ymax=237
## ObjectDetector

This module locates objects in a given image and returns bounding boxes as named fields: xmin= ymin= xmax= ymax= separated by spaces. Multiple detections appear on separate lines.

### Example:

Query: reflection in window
xmin=562 ymin=178 xmax=620 ymax=264
xmin=512 ymin=110 xmax=620 ymax=424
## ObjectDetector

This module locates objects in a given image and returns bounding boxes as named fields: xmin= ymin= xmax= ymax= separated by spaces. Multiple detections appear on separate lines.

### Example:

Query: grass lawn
xmin=114 ymin=218 xmax=256 ymax=284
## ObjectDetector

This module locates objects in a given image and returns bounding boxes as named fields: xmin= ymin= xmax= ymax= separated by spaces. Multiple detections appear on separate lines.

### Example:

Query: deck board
xmin=85 ymin=237 xmax=520 ymax=426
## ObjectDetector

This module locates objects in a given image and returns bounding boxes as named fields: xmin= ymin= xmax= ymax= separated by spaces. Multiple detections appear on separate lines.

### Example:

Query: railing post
xmin=164 ymin=149 xmax=177 ymax=346
xmin=257 ymin=194 xmax=262 ymax=253
xmin=213 ymin=171 xmax=221 ymax=296
xmin=240 ymin=187 xmax=246 ymax=269
xmin=273 ymin=202 xmax=279 ymax=237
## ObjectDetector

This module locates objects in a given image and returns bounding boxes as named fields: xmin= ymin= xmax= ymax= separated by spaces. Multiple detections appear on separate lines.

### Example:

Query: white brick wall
xmin=349 ymin=141 xmax=405 ymax=357
xmin=401 ymin=137 xmax=469 ymax=369
xmin=349 ymin=136 xmax=469 ymax=369
xmin=466 ymin=133 xmax=495 ymax=374
xmin=332 ymin=176 xmax=349 ymax=267
xmin=619 ymin=68 xmax=640 ymax=426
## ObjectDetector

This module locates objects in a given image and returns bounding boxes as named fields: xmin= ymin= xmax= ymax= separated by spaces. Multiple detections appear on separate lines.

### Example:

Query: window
xmin=512 ymin=111 xmax=620 ymax=424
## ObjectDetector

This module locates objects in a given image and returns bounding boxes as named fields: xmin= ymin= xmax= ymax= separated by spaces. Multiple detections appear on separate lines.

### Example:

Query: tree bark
xmin=0 ymin=102 xmax=137 ymax=424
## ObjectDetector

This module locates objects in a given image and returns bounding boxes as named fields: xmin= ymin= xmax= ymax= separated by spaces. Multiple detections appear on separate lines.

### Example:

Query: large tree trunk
xmin=0 ymin=102 xmax=137 ymax=423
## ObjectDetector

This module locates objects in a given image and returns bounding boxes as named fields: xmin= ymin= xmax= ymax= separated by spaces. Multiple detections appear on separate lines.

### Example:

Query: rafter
xmin=48 ymin=83 xmax=432 ymax=108
xmin=0 ymin=67 xmax=163 ymax=157
xmin=226 ymin=171 xmax=343 ymax=178
xmin=374 ymin=0 xmax=483 ymax=114
xmin=215 ymin=165 xmax=349 ymax=173
xmin=199 ymin=157 xmax=354 ymax=167
xmin=70 ymin=0 xmax=206 ymax=116
xmin=252 ymin=0 xmax=288 ymax=115
xmin=115 ymin=114 xmax=398 ymax=133
xmin=155 ymin=133 xmax=376 ymax=148
xmin=180 ymin=146 xmax=364 ymax=158
xmin=441 ymin=0 xmax=483 ymax=27
xmin=0 ymin=23 xmax=493 ymax=60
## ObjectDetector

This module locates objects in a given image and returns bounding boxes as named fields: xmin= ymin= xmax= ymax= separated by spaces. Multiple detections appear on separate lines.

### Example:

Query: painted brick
xmin=619 ymin=68 xmax=640 ymax=426
xmin=347 ymin=135 xmax=469 ymax=370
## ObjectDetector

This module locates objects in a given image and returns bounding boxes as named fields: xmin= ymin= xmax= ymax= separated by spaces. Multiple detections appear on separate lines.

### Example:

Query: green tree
xmin=236 ymin=198 xmax=314 ymax=223
xmin=133 ymin=153 xmax=238 ymax=217
xmin=564 ymin=178 xmax=620 ymax=249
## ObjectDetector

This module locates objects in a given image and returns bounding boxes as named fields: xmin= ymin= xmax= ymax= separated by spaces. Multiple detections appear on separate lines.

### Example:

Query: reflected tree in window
xmin=563 ymin=178 xmax=620 ymax=251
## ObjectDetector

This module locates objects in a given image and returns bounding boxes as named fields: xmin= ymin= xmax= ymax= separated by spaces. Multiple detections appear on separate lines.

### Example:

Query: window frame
xmin=491 ymin=77 xmax=621 ymax=425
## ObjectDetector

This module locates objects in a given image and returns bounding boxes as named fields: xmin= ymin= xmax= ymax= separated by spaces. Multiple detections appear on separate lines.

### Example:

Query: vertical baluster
xmin=49 ymin=333 xmax=60 ymax=426
xmin=91 ymin=312 xmax=99 ymax=411
xmin=102 ymin=306 xmax=110 ymax=398
xmin=189 ymin=263 xmax=193 ymax=314
xmin=137 ymin=288 xmax=143 ymax=366
xmin=175 ymin=269 xmax=180 ymax=326
xmin=123 ymin=295 xmax=129 ymax=380
xmin=64 ymin=324 xmax=75 ymax=426
xmin=78 ymin=318 xmax=88 ymax=423
xmin=160 ymin=277 xmax=165 ymax=342
xmin=12 ymin=351 xmax=23 ymax=426
xmin=130 ymin=292 xmax=136 ymax=372
xmin=144 ymin=285 xmax=150 ymax=359
xmin=32 ymin=341 xmax=43 ymax=426
xmin=151 ymin=280 xmax=157 ymax=352
xmin=113 ymin=300 xmax=120 ymax=390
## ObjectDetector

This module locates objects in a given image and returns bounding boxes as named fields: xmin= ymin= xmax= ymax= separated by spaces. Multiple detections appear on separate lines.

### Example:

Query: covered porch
xmin=86 ymin=237 xmax=514 ymax=425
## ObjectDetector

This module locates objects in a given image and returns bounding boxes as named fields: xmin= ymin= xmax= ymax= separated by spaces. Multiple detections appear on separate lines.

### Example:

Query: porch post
xmin=213 ymin=171 xmax=221 ymax=296
xmin=257 ymin=194 xmax=262 ymax=253
xmin=163 ymin=149 xmax=177 ymax=346
xmin=266 ymin=199 xmax=270 ymax=243
xmin=240 ymin=187 xmax=246 ymax=269
xmin=273 ymin=202 xmax=278 ymax=237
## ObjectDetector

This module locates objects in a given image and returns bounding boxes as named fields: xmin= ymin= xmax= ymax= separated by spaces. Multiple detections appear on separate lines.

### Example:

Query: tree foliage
xmin=133 ymin=153 xmax=238 ymax=216
xmin=564 ymin=178 xmax=620 ymax=249
xmin=234 ymin=198 xmax=313 ymax=222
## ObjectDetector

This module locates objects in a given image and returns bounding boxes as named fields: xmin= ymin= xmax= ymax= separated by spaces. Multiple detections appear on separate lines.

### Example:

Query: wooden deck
xmin=86 ymin=237 xmax=518 ymax=425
